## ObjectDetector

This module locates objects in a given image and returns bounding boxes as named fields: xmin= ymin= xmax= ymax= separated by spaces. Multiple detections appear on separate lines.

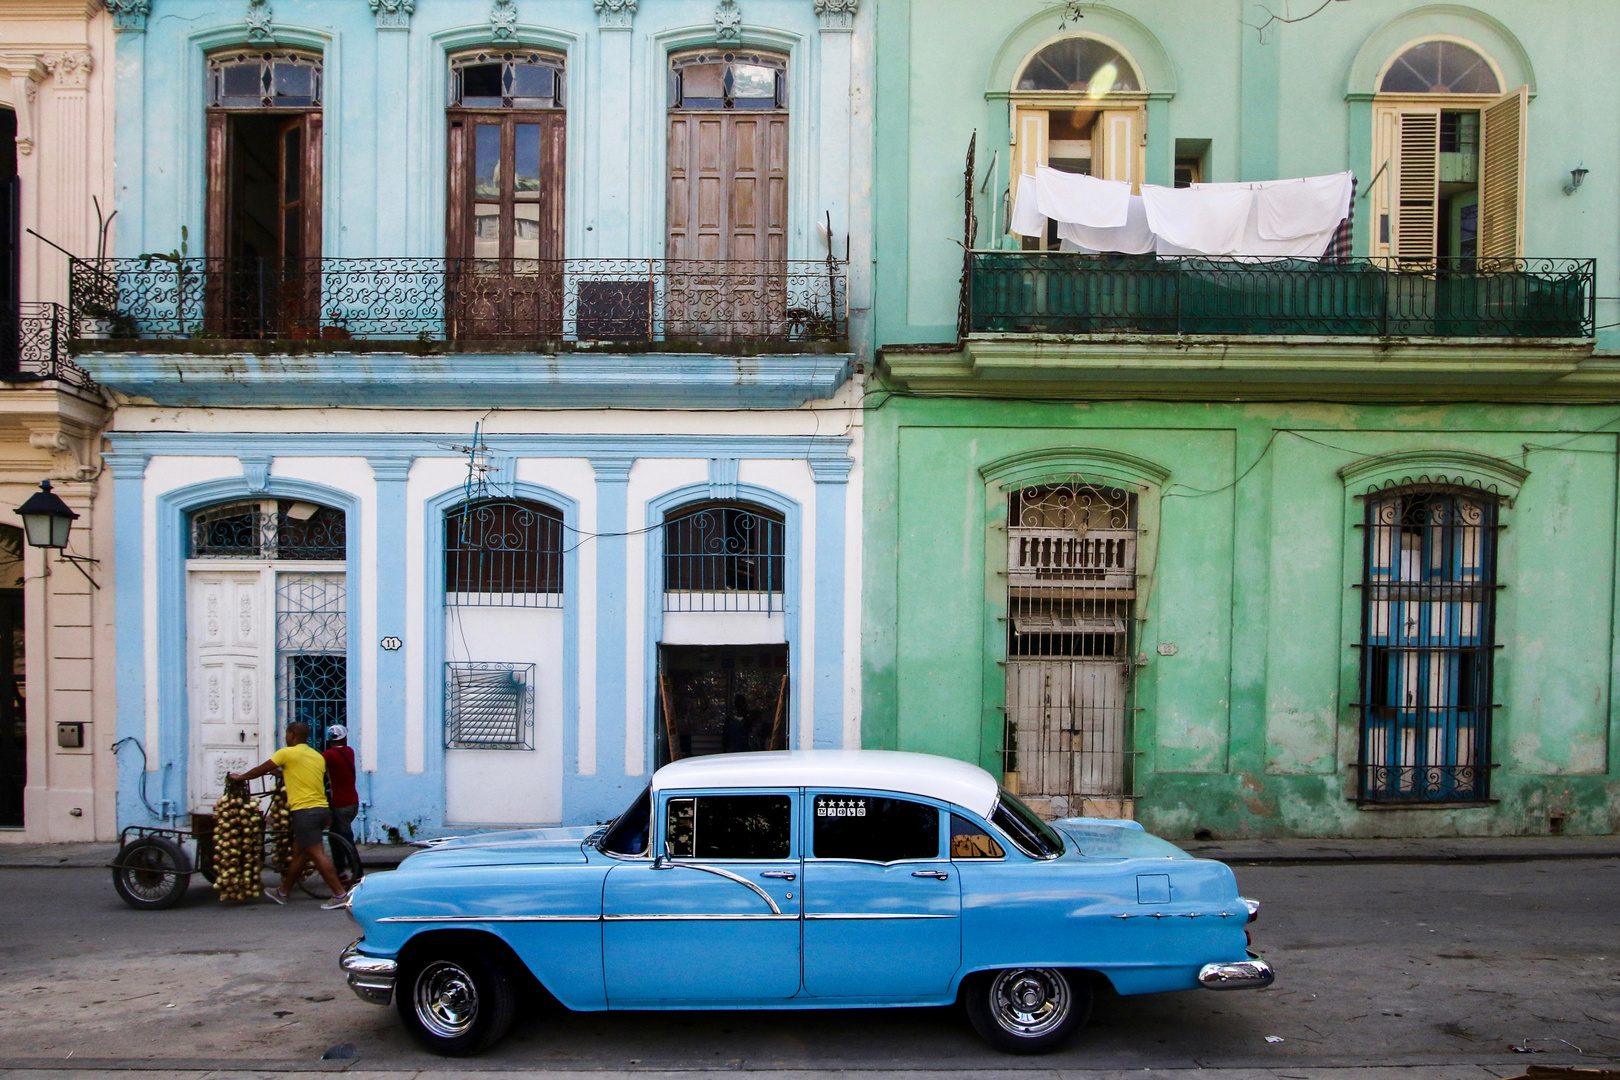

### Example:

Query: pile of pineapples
xmin=210 ymin=778 xmax=266 ymax=902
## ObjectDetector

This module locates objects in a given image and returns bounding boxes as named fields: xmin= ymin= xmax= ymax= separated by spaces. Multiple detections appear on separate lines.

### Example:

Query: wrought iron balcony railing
xmin=966 ymin=253 xmax=1595 ymax=339
xmin=68 ymin=257 xmax=848 ymax=347
xmin=1 ymin=302 xmax=98 ymax=390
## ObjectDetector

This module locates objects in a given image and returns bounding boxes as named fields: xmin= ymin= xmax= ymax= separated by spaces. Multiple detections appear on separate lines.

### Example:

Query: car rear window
xmin=991 ymin=789 xmax=1065 ymax=859
xmin=812 ymin=794 xmax=939 ymax=862
xmin=665 ymin=794 xmax=792 ymax=860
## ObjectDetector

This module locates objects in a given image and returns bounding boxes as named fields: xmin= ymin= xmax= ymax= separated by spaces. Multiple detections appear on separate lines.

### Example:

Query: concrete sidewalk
xmin=0 ymin=1063 xmax=1610 ymax=1077
xmin=4 ymin=834 xmax=1619 ymax=869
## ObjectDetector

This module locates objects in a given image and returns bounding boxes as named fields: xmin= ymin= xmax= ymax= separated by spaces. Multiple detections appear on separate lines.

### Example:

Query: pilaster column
xmin=809 ymin=451 xmax=854 ymax=749
xmin=43 ymin=52 xmax=94 ymax=267
xmin=373 ymin=4 xmax=412 ymax=256
xmin=367 ymin=456 xmax=412 ymax=786
xmin=814 ymin=2 xmax=856 ymax=281
xmin=102 ymin=451 xmax=153 ymax=827
xmin=589 ymin=455 xmax=634 ymax=777
xmin=593 ymin=1 xmax=636 ymax=255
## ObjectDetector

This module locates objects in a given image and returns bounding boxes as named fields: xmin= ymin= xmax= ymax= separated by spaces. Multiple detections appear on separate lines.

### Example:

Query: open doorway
xmin=656 ymin=644 xmax=788 ymax=768
xmin=0 ymin=525 xmax=24 ymax=828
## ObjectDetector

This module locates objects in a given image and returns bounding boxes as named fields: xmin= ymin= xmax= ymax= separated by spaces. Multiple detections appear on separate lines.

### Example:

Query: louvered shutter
xmin=1479 ymin=85 xmax=1528 ymax=260
xmin=1394 ymin=111 xmax=1439 ymax=260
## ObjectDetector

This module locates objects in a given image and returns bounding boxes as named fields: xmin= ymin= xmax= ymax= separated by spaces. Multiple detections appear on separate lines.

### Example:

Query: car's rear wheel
xmin=396 ymin=949 xmax=515 ymax=1056
xmin=963 ymin=967 xmax=1091 ymax=1054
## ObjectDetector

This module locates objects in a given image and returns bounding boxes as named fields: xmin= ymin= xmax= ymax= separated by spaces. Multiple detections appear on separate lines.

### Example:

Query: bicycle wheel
xmin=296 ymin=830 xmax=364 ymax=899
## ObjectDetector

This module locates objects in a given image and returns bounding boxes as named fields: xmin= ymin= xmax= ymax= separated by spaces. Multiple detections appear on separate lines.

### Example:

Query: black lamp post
xmin=13 ymin=481 xmax=97 ymax=587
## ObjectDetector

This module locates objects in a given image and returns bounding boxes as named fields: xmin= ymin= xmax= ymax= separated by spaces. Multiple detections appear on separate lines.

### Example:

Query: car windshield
xmin=597 ymin=784 xmax=651 ymax=856
xmin=991 ymin=788 xmax=1065 ymax=859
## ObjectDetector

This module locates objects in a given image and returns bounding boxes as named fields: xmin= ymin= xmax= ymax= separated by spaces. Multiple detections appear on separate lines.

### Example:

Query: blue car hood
xmin=1052 ymin=818 xmax=1193 ymax=860
xmin=398 ymin=826 xmax=598 ymax=869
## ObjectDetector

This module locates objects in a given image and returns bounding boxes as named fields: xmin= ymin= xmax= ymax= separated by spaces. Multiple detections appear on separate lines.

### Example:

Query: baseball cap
xmin=326 ymin=724 xmax=348 ymax=741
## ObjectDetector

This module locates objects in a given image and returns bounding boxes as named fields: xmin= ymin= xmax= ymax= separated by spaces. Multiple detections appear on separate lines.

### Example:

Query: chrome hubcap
xmin=414 ymin=961 xmax=479 ymax=1039
xmin=990 ymin=968 xmax=1070 ymax=1037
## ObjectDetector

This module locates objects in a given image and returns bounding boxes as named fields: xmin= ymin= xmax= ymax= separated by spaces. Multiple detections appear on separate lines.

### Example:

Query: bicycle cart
xmin=110 ymin=778 xmax=362 ymax=910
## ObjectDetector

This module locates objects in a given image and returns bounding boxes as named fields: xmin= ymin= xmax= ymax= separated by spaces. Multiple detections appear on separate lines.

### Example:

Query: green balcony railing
xmin=966 ymin=253 xmax=1594 ymax=338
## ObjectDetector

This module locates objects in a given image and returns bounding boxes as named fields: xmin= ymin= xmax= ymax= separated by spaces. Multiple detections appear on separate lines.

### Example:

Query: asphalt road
xmin=0 ymin=859 xmax=1616 ymax=1073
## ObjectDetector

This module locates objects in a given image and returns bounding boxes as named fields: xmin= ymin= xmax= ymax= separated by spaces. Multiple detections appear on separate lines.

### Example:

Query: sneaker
xmin=263 ymin=887 xmax=288 ymax=905
xmin=321 ymin=893 xmax=349 ymax=911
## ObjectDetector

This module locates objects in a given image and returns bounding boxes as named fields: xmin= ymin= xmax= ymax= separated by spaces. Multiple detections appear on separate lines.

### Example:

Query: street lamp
xmin=13 ymin=480 xmax=97 ymax=587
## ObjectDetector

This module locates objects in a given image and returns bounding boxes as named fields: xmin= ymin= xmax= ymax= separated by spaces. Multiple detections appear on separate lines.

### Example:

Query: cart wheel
xmin=296 ymin=831 xmax=364 ymax=899
xmin=112 ymin=836 xmax=192 ymax=910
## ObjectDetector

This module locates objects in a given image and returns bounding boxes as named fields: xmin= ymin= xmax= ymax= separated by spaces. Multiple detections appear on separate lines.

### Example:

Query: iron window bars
xmin=189 ymin=499 xmax=346 ymax=560
xmin=275 ymin=572 xmax=347 ymax=751
xmin=445 ymin=662 xmax=535 ymax=750
xmin=663 ymin=502 xmax=786 ymax=612
xmin=444 ymin=498 xmax=565 ymax=607
xmin=1357 ymin=486 xmax=1500 ymax=804
xmin=67 ymin=257 xmax=848 ymax=344
xmin=965 ymin=253 xmax=1595 ymax=338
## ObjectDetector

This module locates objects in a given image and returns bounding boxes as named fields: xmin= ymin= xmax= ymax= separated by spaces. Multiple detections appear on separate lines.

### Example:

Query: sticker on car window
xmin=816 ymin=796 xmax=867 ymax=818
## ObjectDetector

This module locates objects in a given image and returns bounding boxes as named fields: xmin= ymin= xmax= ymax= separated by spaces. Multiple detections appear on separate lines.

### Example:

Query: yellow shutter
xmin=1093 ymin=107 xmax=1144 ymax=192
xmin=1011 ymin=107 xmax=1049 ymax=207
xmin=1394 ymin=111 xmax=1440 ymax=261
xmin=1479 ymin=85 xmax=1528 ymax=260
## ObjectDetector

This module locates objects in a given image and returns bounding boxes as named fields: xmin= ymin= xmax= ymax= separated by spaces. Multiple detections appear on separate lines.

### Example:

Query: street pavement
xmin=0 ymin=857 xmax=1616 ymax=1077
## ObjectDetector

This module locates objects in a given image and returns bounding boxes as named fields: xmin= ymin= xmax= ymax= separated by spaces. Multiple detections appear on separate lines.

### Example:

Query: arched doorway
xmin=185 ymin=497 xmax=346 ymax=810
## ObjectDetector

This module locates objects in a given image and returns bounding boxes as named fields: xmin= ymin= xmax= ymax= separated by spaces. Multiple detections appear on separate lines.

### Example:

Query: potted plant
xmin=77 ymin=301 xmax=118 ymax=340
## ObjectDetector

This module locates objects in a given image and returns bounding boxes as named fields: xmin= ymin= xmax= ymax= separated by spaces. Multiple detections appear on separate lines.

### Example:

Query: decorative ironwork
xmin=967 ymin=253 xmax=1596 ymax=338
xmin=190 ymin=499 xmax=346 ymax=560
xmin=445 ymin=499 xmax=565 ymax=607
xmin=0 ymin=303 xmax=95 ymax=390
xmin=663 ymin=502 xmax=785 ymax=612
xmin=1004 ymin=483 xmax=1138 ymax=806
xmin=1358 ymin=487 xmax=1500 ymax=804
xmin=276 ymin=572 xmax=347 ymax=750
xmin=69 ymin=257 xmax=847 ymax=344
xmin=445 ymin=662 xmax=534 ymax=749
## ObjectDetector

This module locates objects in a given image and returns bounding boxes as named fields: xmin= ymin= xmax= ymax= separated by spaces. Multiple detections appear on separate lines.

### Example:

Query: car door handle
xmin=912 ymin=870 xmax=949 ymax=879
xmin=759 ymin=870 xmax=796 ymax=881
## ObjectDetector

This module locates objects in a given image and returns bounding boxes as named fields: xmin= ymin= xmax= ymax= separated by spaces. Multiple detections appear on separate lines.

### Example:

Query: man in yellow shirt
xmin=230 ymin=721 xmax=349 ymax=906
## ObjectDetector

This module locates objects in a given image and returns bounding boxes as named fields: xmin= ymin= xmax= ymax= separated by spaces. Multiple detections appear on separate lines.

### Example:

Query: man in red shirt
xmin=321 ymin=725 xmax=360 ymax=882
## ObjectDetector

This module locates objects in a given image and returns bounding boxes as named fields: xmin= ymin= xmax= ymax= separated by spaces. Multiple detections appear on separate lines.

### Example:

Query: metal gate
xmin=276 ymin=572 xmax=347 ymax=750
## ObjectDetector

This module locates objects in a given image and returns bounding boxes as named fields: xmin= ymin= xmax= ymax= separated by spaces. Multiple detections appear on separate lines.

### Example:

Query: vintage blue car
xmin=339 ymin=750 xmax=1273 ymax=1055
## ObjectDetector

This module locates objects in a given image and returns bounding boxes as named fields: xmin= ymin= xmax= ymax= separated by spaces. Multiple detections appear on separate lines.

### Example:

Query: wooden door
xmin=666 ymin=112 xmax=788 ymax=337
xmin=188 ymin=569 xmax=274 ymax=812
xmin=446 ymin=111 xmax=566 ymax=339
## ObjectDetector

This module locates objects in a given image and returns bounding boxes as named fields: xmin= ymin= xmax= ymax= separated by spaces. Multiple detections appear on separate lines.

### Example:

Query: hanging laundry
xmin=1008 ymin=175 xmax=1046 ymax=238
xmin=1056 ymin=194 xmax=1155 ymax=254
xmin=1255 ymin=171 xmax=1353 ymax=241
xmin=1140 ymin=184 xmax=1252 ymax=255
xmin=1034 ymin=166 xmax=1131 ymax=229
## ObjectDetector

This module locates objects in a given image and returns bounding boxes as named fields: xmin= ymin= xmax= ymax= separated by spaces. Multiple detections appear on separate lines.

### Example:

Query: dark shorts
xmin=290 ymin=807 xmax=331 ymax=849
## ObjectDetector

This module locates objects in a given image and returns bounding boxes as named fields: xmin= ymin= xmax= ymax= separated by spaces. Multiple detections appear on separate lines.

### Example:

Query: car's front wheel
xmin=963 ymin=967 xmax=1092 ymax=1054
xmin=396 ymin=949 xmax=516 ymax=1056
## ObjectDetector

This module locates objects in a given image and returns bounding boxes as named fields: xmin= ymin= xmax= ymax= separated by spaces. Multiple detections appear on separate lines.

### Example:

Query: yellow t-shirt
xmin=271 ymin=743 xmax=328 ymax=811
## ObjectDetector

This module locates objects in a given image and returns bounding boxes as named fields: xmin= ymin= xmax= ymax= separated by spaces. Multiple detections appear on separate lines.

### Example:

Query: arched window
xmin=1016 ymin=37 xmax=1141 ymax=94
xmin=663 ymin=501 xmax=785 ymax=611
xmin=1379 ymin=40 xmax=1500 ymax=94
xmin=189 ymin=499 xmax=345 ymax=560
xmin=444 ymin=498 xmax=565 ymax=606
xmin=1359 ymin=486 xmax=1499 ymax=804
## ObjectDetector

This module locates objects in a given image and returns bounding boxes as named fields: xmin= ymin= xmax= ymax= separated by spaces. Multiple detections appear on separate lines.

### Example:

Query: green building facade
xmin=864 ymin=0 xmax=1620 ymax=837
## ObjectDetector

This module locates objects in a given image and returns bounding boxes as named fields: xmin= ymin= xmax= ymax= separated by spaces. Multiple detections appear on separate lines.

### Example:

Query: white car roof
xmin=650 ymin=750 xmax=1002 ymax=818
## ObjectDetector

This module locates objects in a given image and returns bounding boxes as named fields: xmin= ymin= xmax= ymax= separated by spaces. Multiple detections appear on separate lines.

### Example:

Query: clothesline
xmin=1010 ymin=167 xmax=1354 ymax=260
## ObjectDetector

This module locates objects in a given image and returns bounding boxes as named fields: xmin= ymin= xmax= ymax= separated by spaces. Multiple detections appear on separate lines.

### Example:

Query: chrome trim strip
xmin=603 ymin=913 xmax=800 ymax=921
xmin=375 ymin=914 xmax=600 ymax=924
xmin=665 ymin=861 xmax=784 ymax=915
xmin=804 ymin=912 xmax=955 ymax=920
xmin=1198 ymin=952 xmax=1275 ymax=991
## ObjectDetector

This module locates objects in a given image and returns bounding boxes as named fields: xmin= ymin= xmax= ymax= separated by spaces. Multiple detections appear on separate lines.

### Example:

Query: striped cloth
xmin=1322 ymin=176 xmax=1356 ymax=263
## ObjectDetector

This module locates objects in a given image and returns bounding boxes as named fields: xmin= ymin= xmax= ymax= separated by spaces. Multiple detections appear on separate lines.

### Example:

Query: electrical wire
xmin=111 ymin=736 xmax=162 ymax=818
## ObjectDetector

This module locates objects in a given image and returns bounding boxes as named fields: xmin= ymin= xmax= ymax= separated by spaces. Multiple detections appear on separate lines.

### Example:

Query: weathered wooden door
xmin=187 ymin=569 xmax=274 ymax=811
xmin=447 ymin=111 xmax=566 ymax=339
xmin=1005 ymin=659 xmax=1130 ymax=802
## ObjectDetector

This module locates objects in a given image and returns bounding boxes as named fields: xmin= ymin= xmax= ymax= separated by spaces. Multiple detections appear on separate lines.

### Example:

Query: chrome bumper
xmin=340 ymin=940 xmax=398 ymax=1006
xmin=1198 ymin=952 xmax=1275 ymax=990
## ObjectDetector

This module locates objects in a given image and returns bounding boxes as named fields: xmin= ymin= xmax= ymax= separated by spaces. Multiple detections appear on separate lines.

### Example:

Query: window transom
xmin=1379 ymin=39 xmax=1500 ymax=94
xmin=209 ymin=50 xmax=322 ymax=109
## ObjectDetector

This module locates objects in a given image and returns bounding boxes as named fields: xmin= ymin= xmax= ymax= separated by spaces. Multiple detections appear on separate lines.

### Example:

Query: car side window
xmin=812 ymin=793 xmax=939 ymax=862
xmin=950 ymin=813 xmax=1005 ymax=859
xmin=664 ymin=794 xmax=792 ymax=860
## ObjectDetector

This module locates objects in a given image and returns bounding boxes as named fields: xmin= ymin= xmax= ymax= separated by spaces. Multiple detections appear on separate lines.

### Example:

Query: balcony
xmin=967 ymin=254 xmax=1594 ymax=338
xmin=67 ymin=257 xmax=853 ymax=408
xmin=1 ymin=303 xmax=97 ymax=392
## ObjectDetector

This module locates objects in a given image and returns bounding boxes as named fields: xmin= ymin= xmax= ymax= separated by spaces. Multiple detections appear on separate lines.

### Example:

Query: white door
xmin=188 ymin=569 xmax=274 ymax=811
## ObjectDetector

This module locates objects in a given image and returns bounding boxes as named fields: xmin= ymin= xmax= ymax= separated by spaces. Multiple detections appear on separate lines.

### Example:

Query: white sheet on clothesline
xmin=1034 ymin=166 xmax=1131 ymax=228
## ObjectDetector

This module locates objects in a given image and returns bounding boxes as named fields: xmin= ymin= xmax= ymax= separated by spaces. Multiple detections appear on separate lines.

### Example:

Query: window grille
xmin=209 ymin=50 xmax=323 ymax=109
xmin=445 ymin=662 xmax=535 ymax=750
xmin=663 ymin=501 xmax=785 ymax=612
xmin=1358 ymin=486 xmax=1499 ymax=803
xmin=275 ymin=572 xmax=347 ymax=750
xmin=190 ymin=499 xmax=346 ymax=560
xmin=1003 ymin=481 xmax=1137 ymax=809
xmin=445 ymin=499 xmax=565 ymax=607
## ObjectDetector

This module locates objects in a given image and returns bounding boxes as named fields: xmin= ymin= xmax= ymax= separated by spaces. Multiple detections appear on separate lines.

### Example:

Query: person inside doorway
xmin=229 ymin=720 xmax=349 ymax=908
xmin=321 ymin=723 xmax=359 ymax=883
